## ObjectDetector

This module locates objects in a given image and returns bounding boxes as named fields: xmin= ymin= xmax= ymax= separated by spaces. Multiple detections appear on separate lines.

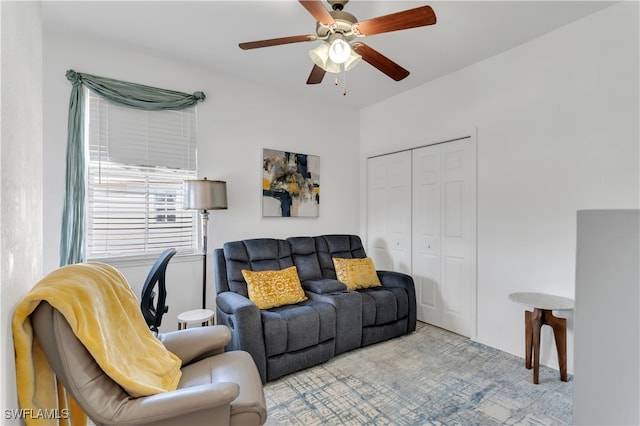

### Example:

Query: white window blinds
xmin=86 ymin=89 xmax=198 ymax=259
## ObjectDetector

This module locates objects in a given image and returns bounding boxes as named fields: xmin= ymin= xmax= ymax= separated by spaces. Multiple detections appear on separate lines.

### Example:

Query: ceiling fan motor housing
xmin=316 ymin=9 xmax=357 ymax=42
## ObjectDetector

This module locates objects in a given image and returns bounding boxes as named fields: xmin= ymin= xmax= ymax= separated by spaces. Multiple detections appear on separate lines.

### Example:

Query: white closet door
xmin=412 ymin=139 xmax=475 ymax=337
xmin=367 ymin=151 xmax=412 ymax=274
xmin=412 ymin=146 xmax=441 ymax=326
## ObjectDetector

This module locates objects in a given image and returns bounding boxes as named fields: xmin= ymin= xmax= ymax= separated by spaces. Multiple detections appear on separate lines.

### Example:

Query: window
xmin=85 ymin=89 xmax=197 ymax=259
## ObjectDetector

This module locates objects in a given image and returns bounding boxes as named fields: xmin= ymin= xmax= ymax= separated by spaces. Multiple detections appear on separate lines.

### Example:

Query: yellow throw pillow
xmin=332 ymin=257 xmax=382 ymax=291
xmin=241 ymin=266 xmax=308 ymax=310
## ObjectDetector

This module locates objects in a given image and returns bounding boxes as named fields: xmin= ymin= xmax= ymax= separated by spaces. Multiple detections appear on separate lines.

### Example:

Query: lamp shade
xmin=343 ymin=50 xmax=362 ymax=71
xmin=309 ymin=43 xmax=341 ymax=74
xmin=184 ymin=179 xmax=228 ymax=211
xmin=328 ymin=39 xmax=351 ymax=64
xmin=309 ymin=41 xmax=362 ymax=74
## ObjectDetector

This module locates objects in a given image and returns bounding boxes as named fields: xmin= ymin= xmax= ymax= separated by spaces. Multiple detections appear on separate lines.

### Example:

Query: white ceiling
xmin=41 ymin=1 xmax=615 ymax=108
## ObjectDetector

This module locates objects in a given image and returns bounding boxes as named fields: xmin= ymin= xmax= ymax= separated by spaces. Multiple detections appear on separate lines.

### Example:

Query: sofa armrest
xmin=377 ymin=270 xmax=413 ymax=289
xmin=158 ymin=326 xmax=231 ymax=365
xmin=302 ymin=279 xmax=347 ymax=294
xmin=377 ymin=270 xmax=417 ymax=333
xmin=216 ymin=290 xmax=258 ymax=314
xmin=215 ymin=291 xmax=268 ymax=383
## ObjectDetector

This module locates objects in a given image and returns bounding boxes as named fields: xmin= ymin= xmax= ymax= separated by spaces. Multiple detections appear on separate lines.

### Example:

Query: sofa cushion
xmin=387 ymin=287 xmax=409 ymax=320
xmin=223 ymin=239 xmax=294 ymax=297
xmin=360 ymin=288 xmax=399 ymax=326
xmin=261 ymin=300 xmax=336 ymax=357
xmin=287 ymin=237 xmax=323 ymax=281
xmin=301 ymin=279 xmax=347 ymax=294
xmin=332 ymin=257 xmax=382 ymax=290
xmin=315 ymin=235 xmax=368 ymax=279
xmin=242 ymin=266 xmax=308 ymax=310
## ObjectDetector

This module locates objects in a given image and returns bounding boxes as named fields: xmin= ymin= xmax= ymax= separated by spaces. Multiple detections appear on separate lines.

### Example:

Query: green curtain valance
xmin=65 ymin=70 xmax=205 ymax=110
xmin=59 ymin=70 xmax=206 ymax=266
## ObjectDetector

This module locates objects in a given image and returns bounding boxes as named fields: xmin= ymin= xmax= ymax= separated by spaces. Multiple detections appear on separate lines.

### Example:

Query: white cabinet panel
xmin=574 ymin=210 xmax=639 ymax=425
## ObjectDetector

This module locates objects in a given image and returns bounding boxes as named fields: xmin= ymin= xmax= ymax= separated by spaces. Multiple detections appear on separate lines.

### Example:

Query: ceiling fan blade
xmin=239 ymin=35 xmax=317 ymax=50
xmin=352 ymin=43 xmax=410 ymax=81
xmin=306 ymin=65 xmax=326 ymax=84
xmin=354 ymin=5 xmax=436 ymax=36
xmin=299 ymin=0 xmax=335 ymax=26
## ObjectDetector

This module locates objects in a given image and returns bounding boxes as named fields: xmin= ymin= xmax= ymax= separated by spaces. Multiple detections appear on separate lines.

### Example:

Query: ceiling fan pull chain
xmin=342 ymin=64 xmax=347 ymax=96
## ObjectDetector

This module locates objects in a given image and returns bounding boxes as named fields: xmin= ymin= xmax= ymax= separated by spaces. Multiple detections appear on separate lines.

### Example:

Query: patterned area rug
xmin=264 ymin=322 xmax=573 ymax=425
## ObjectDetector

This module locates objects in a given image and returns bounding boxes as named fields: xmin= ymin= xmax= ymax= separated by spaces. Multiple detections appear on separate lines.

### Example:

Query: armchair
xmin=31 ymin=300 xmax=266 ymax=425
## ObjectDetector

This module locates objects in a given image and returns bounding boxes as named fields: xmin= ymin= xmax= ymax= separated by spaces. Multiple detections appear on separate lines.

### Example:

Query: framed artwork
xmin=262 ymin=148 xmax=320 ymax=217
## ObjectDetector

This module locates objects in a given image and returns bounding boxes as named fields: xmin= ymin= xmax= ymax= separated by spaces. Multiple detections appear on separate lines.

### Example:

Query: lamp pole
xmin=200 ymin=209 xmax=210 ymax=309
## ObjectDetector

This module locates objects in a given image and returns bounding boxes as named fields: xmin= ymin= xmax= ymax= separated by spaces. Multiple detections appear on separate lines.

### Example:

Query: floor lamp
xmin=184 ymin=178 xmax=228 ymax=309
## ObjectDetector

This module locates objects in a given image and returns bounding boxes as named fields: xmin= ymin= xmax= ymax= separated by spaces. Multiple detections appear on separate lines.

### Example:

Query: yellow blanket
xmin=12 ymin=262 xmax=182 ymax=425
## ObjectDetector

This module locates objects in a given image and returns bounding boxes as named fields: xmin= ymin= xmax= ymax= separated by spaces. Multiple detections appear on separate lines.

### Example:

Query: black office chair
xmin=140 ymin=248 xmax=176 ymax=332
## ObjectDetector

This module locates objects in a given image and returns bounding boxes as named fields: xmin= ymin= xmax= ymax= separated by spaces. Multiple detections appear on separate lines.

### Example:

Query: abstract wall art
xmin=262 ymin=148 xmax=320 ymax=217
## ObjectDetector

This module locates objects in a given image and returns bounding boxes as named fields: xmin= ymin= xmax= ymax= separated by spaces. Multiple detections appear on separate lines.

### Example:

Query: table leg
xmin=525 ymin=310 xmax=533 ymax=369
xmin=532 ymin=308 xmax=543 ymax=384
xmin=546 ymin=311 xmax=568 ymax=382
xmin=525 ymin=308 xmax=569 ymax=384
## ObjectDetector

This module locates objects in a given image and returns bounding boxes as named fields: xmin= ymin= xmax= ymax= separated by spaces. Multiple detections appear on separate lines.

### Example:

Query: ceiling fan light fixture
xmin=343 ymin=50 xmax=362 ymax=71
xmin=328 ymin=38 xmax=351 ymax=64
xmin=309 ymin=43 xmax=340 ymax=73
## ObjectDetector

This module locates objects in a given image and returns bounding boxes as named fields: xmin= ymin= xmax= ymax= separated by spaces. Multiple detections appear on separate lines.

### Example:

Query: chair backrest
xmin=140 ymin=248 xmax=176 ymax=332
xmin=31 ymin=302 xmax=133 ymax=424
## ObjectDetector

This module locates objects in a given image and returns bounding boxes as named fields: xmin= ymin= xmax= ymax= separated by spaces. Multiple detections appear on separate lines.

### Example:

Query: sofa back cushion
xmin=315 ymin=235 xmax=368 ymax=279
xmin=222 ymin=239 xmax=294 ymax=297
xmin=220 ymin=235 xmax=368 ymax=295
xmin=287 ymin=237 xmax=323 ymax=281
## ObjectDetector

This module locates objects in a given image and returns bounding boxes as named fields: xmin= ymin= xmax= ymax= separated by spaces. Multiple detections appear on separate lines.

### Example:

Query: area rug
xmin=263 ymin=322 xmax=573 ymax=425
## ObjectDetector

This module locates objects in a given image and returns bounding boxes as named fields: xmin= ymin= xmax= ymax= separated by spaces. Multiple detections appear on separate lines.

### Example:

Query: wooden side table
xmin=509 ymin=292 xmax=574 ymax=384
xmin=177 ymin=308 xmax=215 ymax=330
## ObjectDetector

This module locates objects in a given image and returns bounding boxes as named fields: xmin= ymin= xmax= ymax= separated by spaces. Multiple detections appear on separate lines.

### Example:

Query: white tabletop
xmin=508 ymin=292 xmax=574 ymax=311
xmin=177 ymin=308 xmax=215 ymax=322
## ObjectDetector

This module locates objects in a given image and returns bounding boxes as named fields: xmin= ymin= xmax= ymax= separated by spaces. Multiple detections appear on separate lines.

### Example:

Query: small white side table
xmin=177 ymin=308 xmax=215 ymax=330
xmin=509 ymin=292 xmax=574 ymax=384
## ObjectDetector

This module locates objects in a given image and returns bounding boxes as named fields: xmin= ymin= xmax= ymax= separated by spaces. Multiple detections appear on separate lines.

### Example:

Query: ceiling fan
xmin=239 ymin=0 xmax=437 ymax=85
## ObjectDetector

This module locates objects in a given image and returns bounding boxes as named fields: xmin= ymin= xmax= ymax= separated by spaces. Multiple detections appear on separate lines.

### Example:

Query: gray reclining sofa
xmin=213 ymin=234 xmax=416 ymax=383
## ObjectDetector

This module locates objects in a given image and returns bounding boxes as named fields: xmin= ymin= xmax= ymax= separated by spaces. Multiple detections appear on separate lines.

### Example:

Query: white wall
xmin=359 ymin=2 xmax=639 ymax=374
xmin=1 ymin=1 xmax=43 ymax=419
xmin=42 ymin=31 xmax=360 ymax=330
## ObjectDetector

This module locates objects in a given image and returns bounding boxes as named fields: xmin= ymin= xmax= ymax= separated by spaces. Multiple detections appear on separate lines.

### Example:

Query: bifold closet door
xmin=366 ymin=151 xmax=412 ymax=274
xmin=412 ymin=139 xmax=475 ymax=337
